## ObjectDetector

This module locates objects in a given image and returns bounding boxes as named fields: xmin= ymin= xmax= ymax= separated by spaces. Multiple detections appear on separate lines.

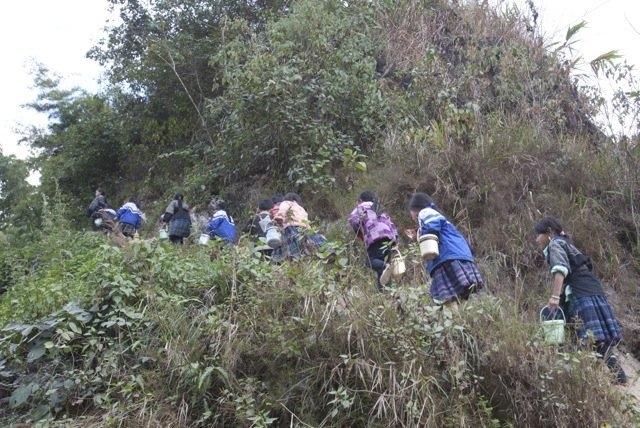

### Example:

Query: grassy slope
xmin=0 ymin=231 xmax=638 ymax=427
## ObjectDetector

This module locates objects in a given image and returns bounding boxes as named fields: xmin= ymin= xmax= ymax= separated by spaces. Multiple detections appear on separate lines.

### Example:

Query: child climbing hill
xmin=272 ymin=193 xmax=325 ymax=261
xmin=205 ymin=199 xmax=237 ymax=244
xmin=406 ymin=193 xmax=483 ymax=306
xmin=348 ymin=191 xmax=398 ymax=291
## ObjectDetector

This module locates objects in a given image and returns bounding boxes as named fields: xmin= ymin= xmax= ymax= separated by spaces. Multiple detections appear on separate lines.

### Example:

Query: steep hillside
xmin=2 ymin=0 xmax=640 ymax=426
xmin=0 ymin=225 xmax=638 ymax=426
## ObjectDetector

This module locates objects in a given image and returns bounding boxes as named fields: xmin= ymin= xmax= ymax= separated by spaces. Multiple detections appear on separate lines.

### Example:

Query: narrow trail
xmin=619 ymin=351 xmax=640 ymax=402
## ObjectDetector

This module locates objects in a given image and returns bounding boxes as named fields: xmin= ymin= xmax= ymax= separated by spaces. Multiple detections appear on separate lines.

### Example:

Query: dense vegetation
xmin=1 ymin=0 xmax=639 ymax=425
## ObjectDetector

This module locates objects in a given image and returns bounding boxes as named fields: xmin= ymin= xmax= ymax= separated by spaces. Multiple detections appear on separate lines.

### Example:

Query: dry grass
xmin=125 ymin=248 xmax=638 ymax=427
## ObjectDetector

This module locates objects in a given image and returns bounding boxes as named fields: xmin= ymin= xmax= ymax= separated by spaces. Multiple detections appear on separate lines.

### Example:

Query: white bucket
xmin=540 ymin=307 xmax=566 ymax=345
xmin=94 ymin=218 xmax=103 ymax=227
xmin=391 ymin=254 xmax=406 ymax=277
xmin=158 ymin=228 xmax=169 ymax=240
xmin=266 ymin=226 xmax=282 ymax=248
xmin=258 ymin=216 xmax=272 ymax=233
xmin=198 ymin=233 xmax=210 ymax=245
xmin=418 ymin=234 xmax=439 ymax=260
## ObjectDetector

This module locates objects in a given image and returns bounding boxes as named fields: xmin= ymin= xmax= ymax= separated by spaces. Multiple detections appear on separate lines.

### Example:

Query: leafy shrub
xmin=0 ymin=230 xmax=106 ymax=327
xmin=208 ymin=0 xmax=387 ymax=188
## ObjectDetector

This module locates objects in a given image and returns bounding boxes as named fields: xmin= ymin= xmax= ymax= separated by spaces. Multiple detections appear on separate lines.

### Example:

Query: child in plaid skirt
xmin=272 ymin=193 xmax=325 ymax=261
xmin=406 ymin=193 xmax=483 ymax=306
xmin=535 ymin=217 xmax=626 ymax=384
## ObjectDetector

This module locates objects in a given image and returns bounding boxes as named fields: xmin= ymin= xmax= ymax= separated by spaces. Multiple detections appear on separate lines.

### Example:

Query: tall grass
xmin=126 ymin=241 xmax=639 ymax=426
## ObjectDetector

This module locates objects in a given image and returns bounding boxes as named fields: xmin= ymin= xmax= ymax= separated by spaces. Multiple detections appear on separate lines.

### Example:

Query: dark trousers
xmin=259 ymin=248 xmax=273 ymax=258
xmin=169 ymin=235 xmax=184 ymax=245
xmin=366 ymin=239 xmax=393 ymax=291
xmin=119 ymin=223 xmax=137 ymax=238
xmin=596 ymin=342 xmax=627 ymax=384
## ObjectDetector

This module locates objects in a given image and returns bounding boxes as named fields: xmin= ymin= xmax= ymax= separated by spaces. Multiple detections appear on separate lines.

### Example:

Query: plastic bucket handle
xmin=539 ymin=306 xmax=565 ymax=323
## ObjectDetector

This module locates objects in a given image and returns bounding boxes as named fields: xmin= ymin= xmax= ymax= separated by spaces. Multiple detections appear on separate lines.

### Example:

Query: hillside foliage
xmin=2 ymin=0 xmax=640 ymax=426
xmin=1 ymin=220 xmax=638 ymax=426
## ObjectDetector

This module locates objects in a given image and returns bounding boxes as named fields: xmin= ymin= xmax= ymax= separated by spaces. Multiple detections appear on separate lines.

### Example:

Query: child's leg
xmin=367 ymin=240 xmax=389 ymax=291
xmin=368 ymin=258 xmax=386 ymax=289
xmin=596 ymin=341 xmax=627 ymax=384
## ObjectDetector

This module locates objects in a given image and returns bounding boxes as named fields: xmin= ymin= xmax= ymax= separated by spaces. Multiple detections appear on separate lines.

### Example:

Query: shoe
xmin=380 ymin=263 xmax=392 ymax=287
xmin=615 ymin=367 xmax=627 ymax=385
xmin=606 ymin=355 xmax=627 ymax=385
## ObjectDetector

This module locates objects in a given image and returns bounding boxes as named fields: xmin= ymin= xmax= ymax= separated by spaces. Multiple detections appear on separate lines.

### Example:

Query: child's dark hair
xmin=96 ymin=188 xmax=105 ymax=196
xmin=216 ymin=200 xmax=227 ymax=210
xmin=259 ymin=199 xmax=274 ymax=211
xmin=534 ymin=217 xmax=566 ymax=236
xmin=284 ymin=192 xmax=302 ymax=204
xmin=271 ymin=194 xmax=284 ymax=204
xmin=359 ymin=190 xmax=377 ymax=203
xmin=409 ymin=193 xmax=435 ymax=211
xmin=174 ymin=193 xmax=183 ymax=201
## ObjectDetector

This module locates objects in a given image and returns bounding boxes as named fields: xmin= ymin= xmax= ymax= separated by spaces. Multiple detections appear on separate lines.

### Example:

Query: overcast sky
xmin=0 ymin=0 xmax=111 ymax=160
xmin=1 ymin=0 xmax=639 ymax=161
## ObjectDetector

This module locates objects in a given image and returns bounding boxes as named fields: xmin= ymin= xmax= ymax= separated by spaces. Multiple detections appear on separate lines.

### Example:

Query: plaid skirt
xmin=429 ymin=259 xmax=484 ymax=303
xmin=567 ymin=295 xmax=622 ymax=345
xmin=169 ymin=218 xmax=191 ymax=238
xmin=306 ymin=232 xmax=327 ymax=250
xmin=271 ymin=226 xmax=326 ymax=262
xmin=119 ymin=223 xmax=137 ymax=238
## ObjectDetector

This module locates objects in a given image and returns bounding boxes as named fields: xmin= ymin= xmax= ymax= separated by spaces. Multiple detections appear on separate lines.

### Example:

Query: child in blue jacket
xmin=407 ymin=193 xmax=483 ymax=305
xmin=116 ymin=199 xmax=146 ymax=237
xmin=205 ymin=200 xmax=237 ymax=244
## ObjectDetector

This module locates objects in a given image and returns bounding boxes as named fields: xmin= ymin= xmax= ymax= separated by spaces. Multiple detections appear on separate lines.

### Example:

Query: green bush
xmin=208 ymin=0 xmax=387 ymax=188
xmin=0 ymin=230 xmax=106 ymax=327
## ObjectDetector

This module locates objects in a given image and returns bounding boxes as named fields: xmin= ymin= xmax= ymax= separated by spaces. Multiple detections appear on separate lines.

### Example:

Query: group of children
xmin=86 ymin=190 xmax=326 ymax=262
xmin=348 ymin=190 xmax=626 ymax=384
xmin=243 ymin=193 xmax=327 ymax=262
xmin=86 ymin=189 xmax=146 ymax=239
xmin=87 ymin=187 xmax=626 ymax=384
xmin=348 ymin=191 xmax=484 ymax=302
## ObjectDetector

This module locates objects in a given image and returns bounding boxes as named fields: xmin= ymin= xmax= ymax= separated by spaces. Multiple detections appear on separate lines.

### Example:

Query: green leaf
xmin=10 ymin=384 xmax=32 ymax=408
xmin=590 ymin=50 xmax=621 ymax=75
xmin=565 ymin=20 xmax=587 ymax=42
xmin=68 ymin=322 xmax=81 ymax=334
xmin=355 ymin=161 xmax=367 ymax=172
xmin=27 ymin=344 xmax=46 ymax=363
xmin=197 ymin=366 xmax=214 ymax=390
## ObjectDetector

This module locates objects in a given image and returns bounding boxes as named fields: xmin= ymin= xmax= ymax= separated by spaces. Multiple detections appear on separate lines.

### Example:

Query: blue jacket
xmin=116 ymin=202 xmax=144 ymax=229
xmin=205 ymin=210 xmax=237 ymax=244
xmin=418 ymin=206 xmax=474 ymax=275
